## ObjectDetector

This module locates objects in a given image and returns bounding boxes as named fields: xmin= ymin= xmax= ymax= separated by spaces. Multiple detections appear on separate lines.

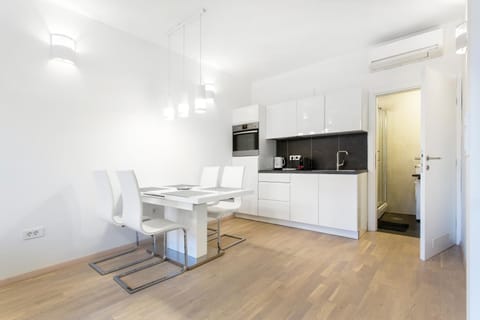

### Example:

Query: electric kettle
xmin=274 ymin=157 xmax=285 ymax=169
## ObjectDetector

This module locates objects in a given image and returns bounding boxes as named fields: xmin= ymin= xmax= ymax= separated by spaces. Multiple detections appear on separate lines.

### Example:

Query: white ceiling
xmin=44 ymin=0 xmax=465 ymax=80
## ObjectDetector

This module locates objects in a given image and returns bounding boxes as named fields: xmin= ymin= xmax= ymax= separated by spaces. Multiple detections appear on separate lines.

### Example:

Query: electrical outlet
xmin=23 ymin=226 xmax=45 ymax=240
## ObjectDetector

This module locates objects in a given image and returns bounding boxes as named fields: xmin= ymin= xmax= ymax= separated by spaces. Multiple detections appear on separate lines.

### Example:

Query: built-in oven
xmin=232 ymin=122 xmax=259 ymax=157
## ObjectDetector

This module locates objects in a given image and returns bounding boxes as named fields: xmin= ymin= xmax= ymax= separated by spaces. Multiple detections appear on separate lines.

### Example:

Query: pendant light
xmin=178 ymin=24 xmax=190 ymax=118
xmin=194 ymin=9 xmax=207 ymax=114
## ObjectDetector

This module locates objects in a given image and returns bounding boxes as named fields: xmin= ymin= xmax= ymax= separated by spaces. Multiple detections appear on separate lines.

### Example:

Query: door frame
xmin=367 ymin=81 xmax=463 ymax=247
xmin=367 ymin=84 xmax=421 ymax=232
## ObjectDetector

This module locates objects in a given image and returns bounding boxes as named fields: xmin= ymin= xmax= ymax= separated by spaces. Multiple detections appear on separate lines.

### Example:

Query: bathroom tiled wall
xmin=276 ymin=132 xmax=367 ymax=170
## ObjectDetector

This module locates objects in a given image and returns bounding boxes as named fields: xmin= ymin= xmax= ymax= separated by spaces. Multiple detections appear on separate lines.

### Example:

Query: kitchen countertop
xmin=259 ymin=169 xmax=367 ymax=175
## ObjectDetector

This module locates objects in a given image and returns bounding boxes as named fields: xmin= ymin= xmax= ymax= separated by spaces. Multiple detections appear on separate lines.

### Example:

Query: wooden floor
xmin=0 ymin=218 xmax=465 ymax=320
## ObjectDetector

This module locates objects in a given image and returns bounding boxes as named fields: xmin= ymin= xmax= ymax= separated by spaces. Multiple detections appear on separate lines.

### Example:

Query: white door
xmin=420 ymin=67 xmax=457 ymax=260
xmin=265 ymin=100 xmax=297 ymax=139
xmin=318 ymin=174 xmax=358 ymax=232
xmin=232 ymin=156 xmax=258 ymax=215
xmin=296 ymin=96 xmax=325 ymax=136
xmin=325 ymin=88 xmax=365 ymax=133
xmin=290 ymin=174 xmax=319 ymax=225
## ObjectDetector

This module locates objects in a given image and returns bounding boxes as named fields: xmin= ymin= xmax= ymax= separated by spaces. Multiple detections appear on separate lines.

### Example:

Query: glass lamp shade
xmin=456 ymin=22 xmax=467 ymax=55
xmin=194 ymin=84 xmax=208 ymax=114
xmin=177 ymin=101 xmax=190 ymax=118
xmin=163 ymin=105 xmax=175 ymax=121
xmin=204 ymin=83 xmax=216 ymax=101
xmin=50 ymin=33 xmax=77 ymax=64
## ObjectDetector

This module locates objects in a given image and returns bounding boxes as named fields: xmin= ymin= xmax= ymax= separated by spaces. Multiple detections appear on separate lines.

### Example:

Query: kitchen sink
xmin=311 ymin=170 xmax=359 ymax=173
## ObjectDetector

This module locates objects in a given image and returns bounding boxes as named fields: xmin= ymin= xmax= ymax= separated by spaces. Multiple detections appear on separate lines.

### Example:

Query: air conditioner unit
xmin=369 ymin=29 xmax=444 ymax=71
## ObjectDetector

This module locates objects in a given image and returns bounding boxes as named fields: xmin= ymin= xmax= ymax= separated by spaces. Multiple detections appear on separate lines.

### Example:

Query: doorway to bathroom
xmin=376 ymin=89 xmax=421 ymax=238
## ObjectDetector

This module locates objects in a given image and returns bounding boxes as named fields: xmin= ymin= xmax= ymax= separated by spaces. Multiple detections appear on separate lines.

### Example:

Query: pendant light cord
xmin=182 ymin=24 xmax=186 ymax=96
xmin=199 ymin=11 xmax=202 ymax=85
xmin=167 ymin=33 xmax=171 ymax=104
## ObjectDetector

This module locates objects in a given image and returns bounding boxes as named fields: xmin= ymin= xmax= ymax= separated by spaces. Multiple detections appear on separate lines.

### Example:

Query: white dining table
xmin=141 ymin=186 xmax=251 ymax=267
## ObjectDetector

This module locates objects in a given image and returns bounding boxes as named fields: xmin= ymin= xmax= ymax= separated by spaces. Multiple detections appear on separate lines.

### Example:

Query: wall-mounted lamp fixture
xmin=456 ymin=22 xmax=467 ymax=55
xmin=50 ymin=33 xmax=77 ymax=64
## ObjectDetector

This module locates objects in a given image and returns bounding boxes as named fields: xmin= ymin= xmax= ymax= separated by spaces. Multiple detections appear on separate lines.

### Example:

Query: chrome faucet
xmin=336 ymin=150 xmax=349 ymax=171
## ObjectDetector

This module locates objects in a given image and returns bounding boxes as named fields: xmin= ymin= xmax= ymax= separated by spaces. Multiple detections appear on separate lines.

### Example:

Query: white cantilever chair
xmin=113 ymin=170 xmax=188 ymax=294
xmin=207 ymin=166 xmax=246 ymax=251
xmin=200 ymin=166 xmax=220 ymax=188
xmin=200 ymin=166 xmax=221 ymax=237
xmin=89 ymin=171 xmax=153 ymax=275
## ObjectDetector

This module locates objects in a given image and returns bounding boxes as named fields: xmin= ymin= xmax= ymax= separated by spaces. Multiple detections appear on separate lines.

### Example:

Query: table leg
xmin=164 ymin=204 xmax=207 ymax=259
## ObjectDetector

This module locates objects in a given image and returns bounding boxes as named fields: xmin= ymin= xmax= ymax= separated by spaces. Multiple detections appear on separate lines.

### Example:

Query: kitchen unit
xmin=296 ymin=95 xmax=325 ymax=136
xmin=237 ymin=171 xmax=368 ymax=239
xmin=232 ymin=156 xmax=259 ymax=215
xmin=265 ymin=100 xmax=297 ymax=139
xmin=257 ymin=173 xmax=290 ymax=220
xmin=265 ymin=88 xmax=368 ymax=140
xmin=232 ymin=105 xmax=274 ymax=215
xmin=232 ymin=122 xmax=259 ymax=157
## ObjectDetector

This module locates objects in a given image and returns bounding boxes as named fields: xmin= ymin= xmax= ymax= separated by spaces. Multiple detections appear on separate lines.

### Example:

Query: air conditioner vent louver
xmin=370 ymin=29 xmax=444 ymax=71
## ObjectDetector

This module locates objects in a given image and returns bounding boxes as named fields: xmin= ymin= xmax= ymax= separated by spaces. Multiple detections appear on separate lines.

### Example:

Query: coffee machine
xmin=287 ymin=155 xmax=312 ymax=170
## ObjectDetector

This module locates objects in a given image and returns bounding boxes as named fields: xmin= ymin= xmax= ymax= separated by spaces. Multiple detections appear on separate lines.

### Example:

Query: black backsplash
xmin=276 ymin=132 xmax=368 ymax=170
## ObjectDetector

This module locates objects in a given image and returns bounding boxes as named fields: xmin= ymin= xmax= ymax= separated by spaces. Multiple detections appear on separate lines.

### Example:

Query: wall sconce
xmin=50 ymin=33 xmax=77 ymax=64
xmin=456 ymin=22 xmax=467 ymax=55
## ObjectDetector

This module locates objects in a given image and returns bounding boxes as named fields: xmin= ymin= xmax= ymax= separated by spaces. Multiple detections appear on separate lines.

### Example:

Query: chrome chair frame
xmin=88 ymin=231 xmax=155 ymax=276
xmin=113 ymin=228 xmax=188 ymax=294
xmin=207 ymin=220 xmax=246 ymax=251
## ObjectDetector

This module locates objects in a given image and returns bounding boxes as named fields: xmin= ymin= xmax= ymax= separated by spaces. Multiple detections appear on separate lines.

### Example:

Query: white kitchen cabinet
xmin=232 ymin=156 xmax=258 ymax=215
xmin=265 ymin=100 xmax=297 ymax=139
xmin=258 ymin=173 xmax=290 ymax=220
xmin=318 ymin=174 xmax=358 ymax=231
xmin=259 ymin=173 xmax=290 ymax=183
xmin=258 ymin=182 xmax=290 ymax=201
xmin=258 ymin=200 xmax=290 ymax=220
xmin=290 ymin=174 xmax=319 ymax=225
xmin=233 ymin=105 xmax=259 ymax=125
xmin=241 ymin=172 xmax=367 ymax=239
xmin=296 ymin=95 xmax=325 ymax=136
xmin=324 ymin=88 xmax=367 ymax=133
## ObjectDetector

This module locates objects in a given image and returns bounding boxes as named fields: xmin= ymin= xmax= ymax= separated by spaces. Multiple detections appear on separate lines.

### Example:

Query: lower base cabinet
xmin=290 ymin=175 xmax=319 ymax=225
xmin=232 ymin=156 xmax=258 ymax=215
xmin=255 ymin=172 xmax=368 ymax=239
xmin=318 ymin=174 xmax=358 ymax=231
xmin=258 ymin=200 xmax=290 ymax=220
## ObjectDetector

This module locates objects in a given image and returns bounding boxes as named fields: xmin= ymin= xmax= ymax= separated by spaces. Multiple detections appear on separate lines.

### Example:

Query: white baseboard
xmin=235 ymin=213 xmax=360 ymax=240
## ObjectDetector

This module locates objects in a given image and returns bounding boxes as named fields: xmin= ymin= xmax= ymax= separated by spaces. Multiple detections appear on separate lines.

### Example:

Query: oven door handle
xmin=233 ymin=130 xmax=259 ymax=135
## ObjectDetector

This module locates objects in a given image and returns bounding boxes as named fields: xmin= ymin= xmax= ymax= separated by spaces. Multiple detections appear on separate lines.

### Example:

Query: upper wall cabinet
xmin=325 ymin=88 xmax=368 ymax=133
xmin=265 ymin=88 xmax=367 ymax=140
xmin=266 ymin=100 xmax=297 ymax=139
xmin=232 ymin=104 xmax=259 ymax=125
xmin=296 ymin=95 xmax=325 ymax=136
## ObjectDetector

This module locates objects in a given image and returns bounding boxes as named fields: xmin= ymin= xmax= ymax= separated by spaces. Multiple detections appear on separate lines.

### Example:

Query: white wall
xmin=377 ymin=90 xmax=421 ymax=215
xmin=251 ymin=21 xmax=464 ymax=235
xmin=0 ymin=1 xmax=251 ymax=280
xmin=467 ymin=1 xmax=480 ymax=318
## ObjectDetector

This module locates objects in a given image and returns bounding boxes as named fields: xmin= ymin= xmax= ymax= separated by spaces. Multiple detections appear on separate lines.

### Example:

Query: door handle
xmin=426 ymin=155 xmax=442 ymax=161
